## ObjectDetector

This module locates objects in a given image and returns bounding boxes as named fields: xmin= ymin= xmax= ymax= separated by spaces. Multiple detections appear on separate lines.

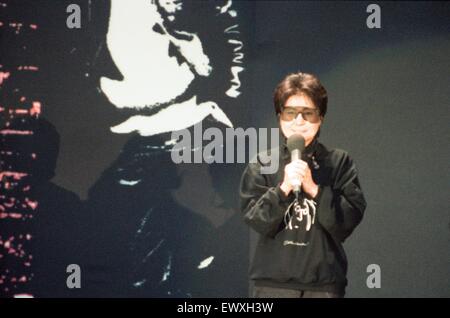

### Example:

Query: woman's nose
xmin=294 ymin=113 xmax=306 ymax=124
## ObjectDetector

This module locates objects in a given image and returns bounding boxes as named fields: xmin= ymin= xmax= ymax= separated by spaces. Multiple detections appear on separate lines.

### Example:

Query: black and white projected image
xmin=101 ymin=0 xmax=243 ymax=136
xmin=1 ymin=0 xmax=250 ymax=298
xmin=81 ymin=0 xmax=248 ymax=297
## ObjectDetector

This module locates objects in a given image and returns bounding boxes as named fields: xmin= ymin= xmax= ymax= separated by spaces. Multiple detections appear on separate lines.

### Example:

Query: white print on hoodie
xmin=284 ymin=198 xmax=317 ymax=232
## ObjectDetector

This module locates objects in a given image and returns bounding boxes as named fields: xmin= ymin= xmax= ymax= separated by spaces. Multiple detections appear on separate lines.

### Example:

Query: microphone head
xmin=287 ymin=134 xmax=305 ymax=153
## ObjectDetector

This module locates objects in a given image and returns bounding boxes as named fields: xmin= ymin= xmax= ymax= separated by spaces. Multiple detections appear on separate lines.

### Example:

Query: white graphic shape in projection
xmin=101 ymin=0 xmax=238 ymax=136
xmin=101 ymin=0 xmax=203 ymax=108
xmin=111 ymin=96 xmax=233 ymax=136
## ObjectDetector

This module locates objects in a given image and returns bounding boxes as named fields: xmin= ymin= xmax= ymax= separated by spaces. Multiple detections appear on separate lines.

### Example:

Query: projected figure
xmin=100 ymin=0 xmax=242 ymax=136
xmin=1 ymin=118 xmax=85 ymax=297
xmin=83 ymin=0 xmax=247 ymax=297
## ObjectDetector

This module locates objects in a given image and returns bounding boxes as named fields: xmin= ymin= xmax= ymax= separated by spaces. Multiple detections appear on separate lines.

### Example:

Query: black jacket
xmin=240 ymin=137 xmax=367 ymax=294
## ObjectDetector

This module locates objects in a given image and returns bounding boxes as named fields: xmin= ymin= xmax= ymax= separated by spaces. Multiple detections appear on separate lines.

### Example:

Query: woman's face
xmin=279 ymin=93 xmax=322 ymax=146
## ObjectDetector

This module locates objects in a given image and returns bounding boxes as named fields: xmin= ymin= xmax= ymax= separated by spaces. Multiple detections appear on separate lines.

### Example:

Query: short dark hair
xmin=273 ymin=72 xmax=328 ymax=117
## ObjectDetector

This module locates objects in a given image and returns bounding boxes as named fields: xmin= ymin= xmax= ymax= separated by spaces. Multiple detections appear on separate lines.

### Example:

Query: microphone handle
xmin=291 ymin=149 xmax=302 ymax=199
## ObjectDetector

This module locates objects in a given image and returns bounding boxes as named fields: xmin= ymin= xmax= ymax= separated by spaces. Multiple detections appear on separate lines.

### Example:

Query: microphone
xmin=287 ymin=134 xmax=305 ymax=200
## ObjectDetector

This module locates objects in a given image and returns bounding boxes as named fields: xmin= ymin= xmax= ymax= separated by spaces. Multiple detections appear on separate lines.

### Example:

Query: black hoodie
xmin=240 ymin=137 xmax=367 ymax=294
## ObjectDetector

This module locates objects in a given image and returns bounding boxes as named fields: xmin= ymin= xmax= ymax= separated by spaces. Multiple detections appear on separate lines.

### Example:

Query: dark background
xmin=1 ymin=1 xmax=449 ymax=297
xmin=247 ymin=1 xmax=450 ymax=298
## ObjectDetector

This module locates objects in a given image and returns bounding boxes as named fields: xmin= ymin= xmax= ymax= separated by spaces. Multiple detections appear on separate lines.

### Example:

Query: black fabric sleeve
xmin=239 ymin=162 xmax=290 ymax=238
xmin=315 ymin=152 xmax=367 ymax=242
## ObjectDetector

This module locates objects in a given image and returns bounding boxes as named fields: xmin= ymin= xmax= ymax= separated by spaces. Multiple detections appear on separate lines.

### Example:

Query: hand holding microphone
xmin=280 ymin=134 xmax=319 ymax=199
xmin=280 ymin=159 xmax=308 ymax=197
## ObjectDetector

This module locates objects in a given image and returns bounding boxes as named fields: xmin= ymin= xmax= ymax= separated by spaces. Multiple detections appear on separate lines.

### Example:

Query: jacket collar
xmin=280 ymin=133 xmax=323 ymax=161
